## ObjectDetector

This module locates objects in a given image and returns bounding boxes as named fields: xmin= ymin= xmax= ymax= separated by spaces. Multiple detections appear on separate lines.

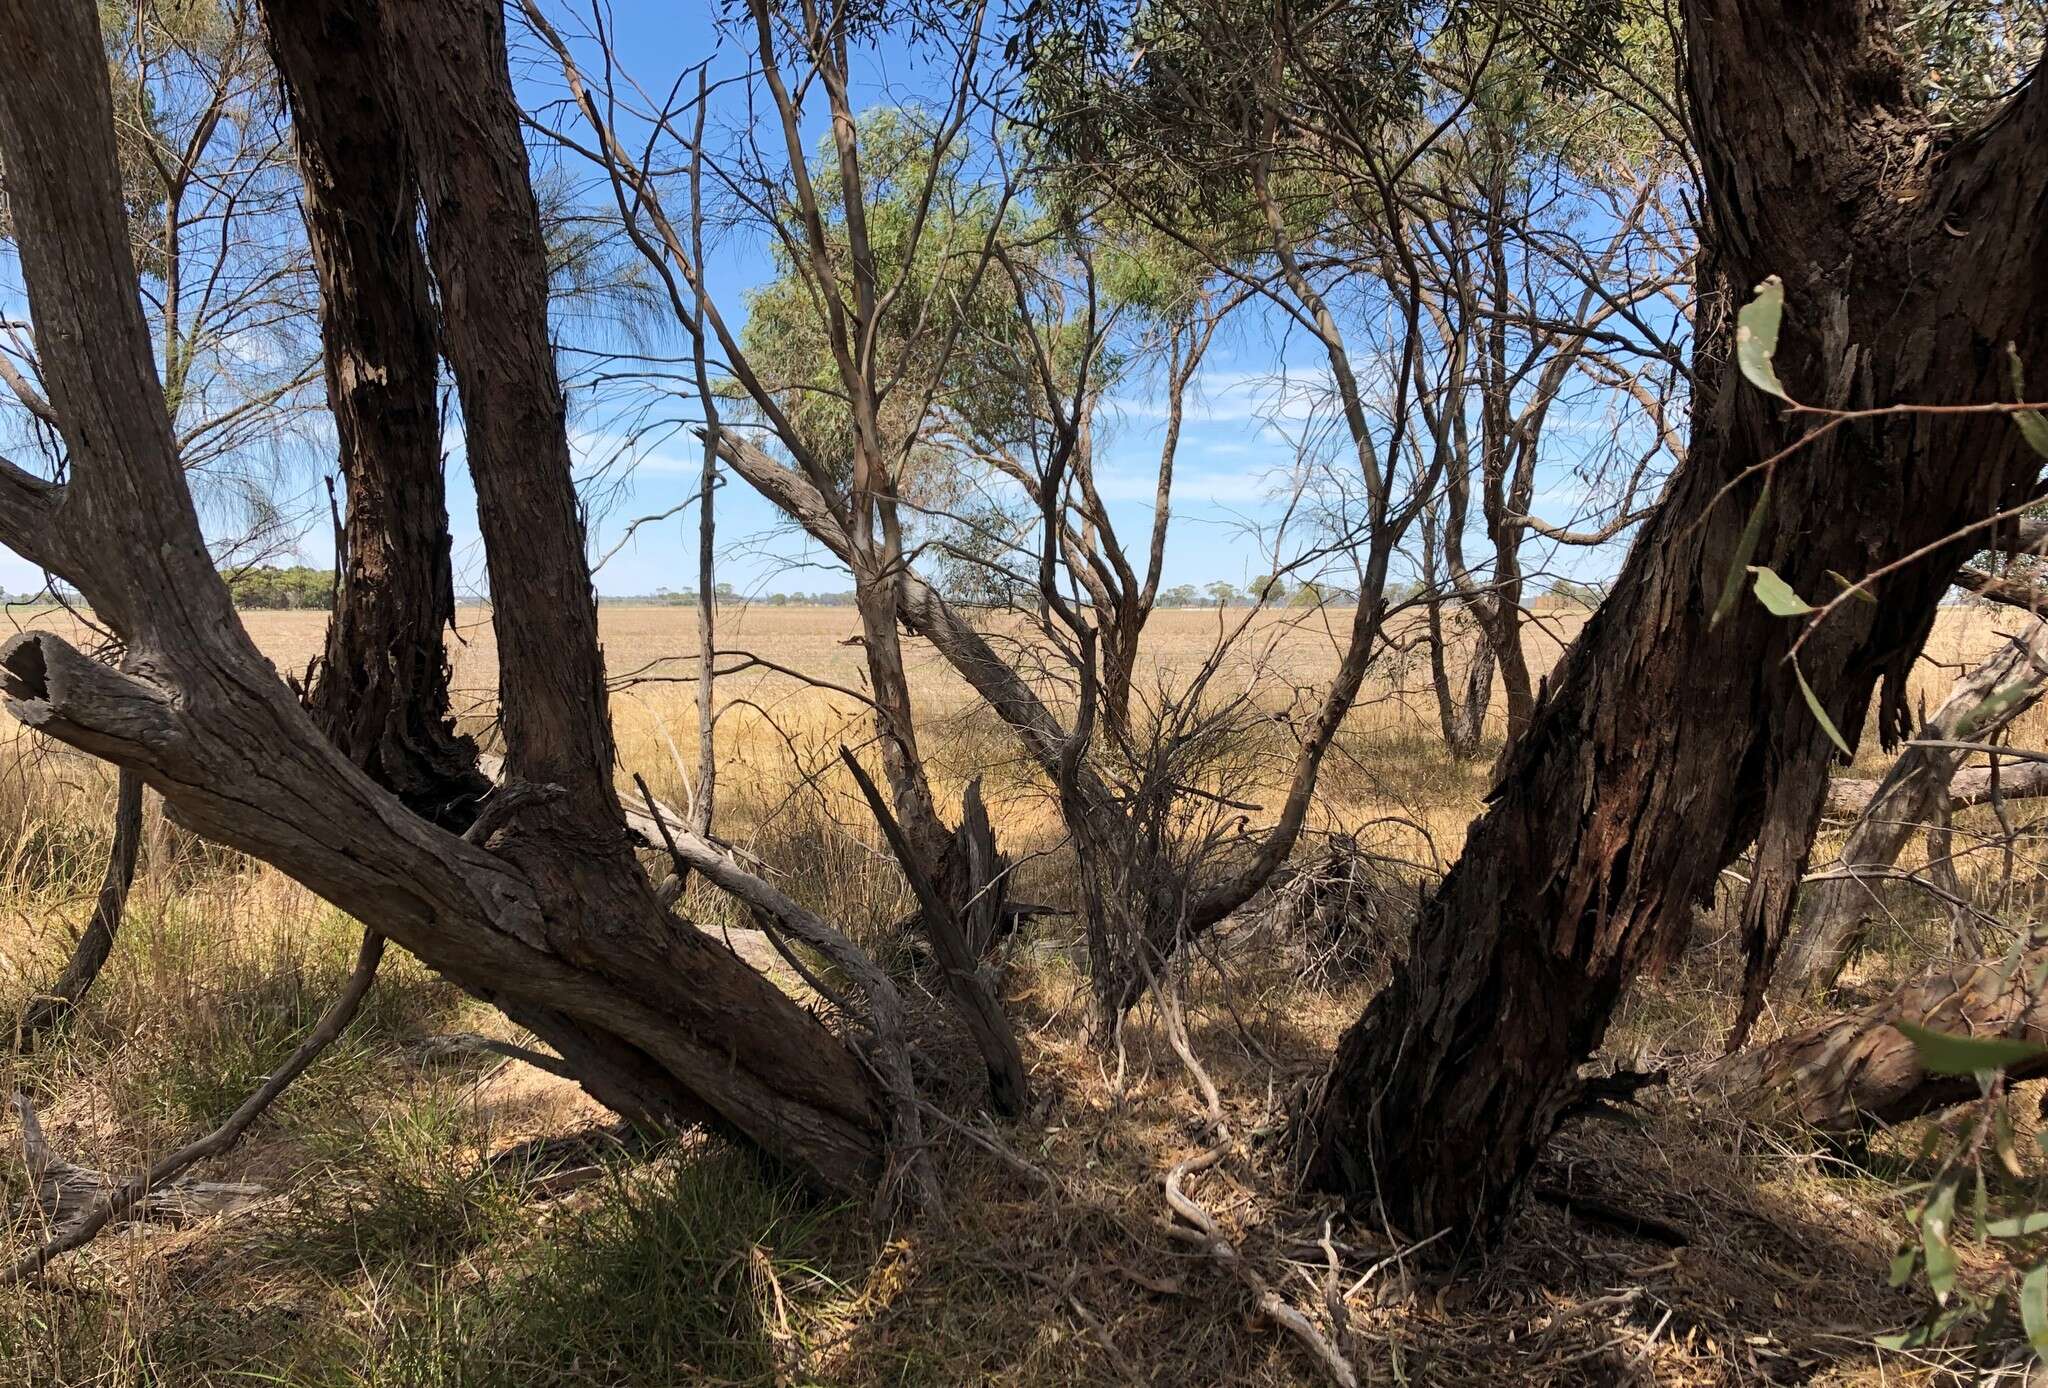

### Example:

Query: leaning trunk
xmin=0 ymin=0 xmax=886 ymax=1194
xmin=1294 ymin=0 xmax=2048 ymax=1243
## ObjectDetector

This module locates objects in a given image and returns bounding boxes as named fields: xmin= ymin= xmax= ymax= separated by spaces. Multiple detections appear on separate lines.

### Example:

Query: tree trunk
xmin=1785 ymin=622 xmax=2048 ymax=987
xmin=0 ymin=0 xmax=885 ymax=1194
xmin=1100 ymin=603 xmax=1144 ymax=745
xmin=1698 ymin=945 xmax=2048 ymax=1132
xmin=1454 ymin=631 xmax=1496 ymax=758
xmin=265 ymin=0 xmax=491 ymax=831
xmin=1421 ymin=506 xmax=1488 ymax=761
xmin=1293 ymin=2 xmax=2048 ymax=1244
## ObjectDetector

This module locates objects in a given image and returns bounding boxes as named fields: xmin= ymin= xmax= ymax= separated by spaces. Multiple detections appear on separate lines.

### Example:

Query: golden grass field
xmin=3 ymin=599 xmax=2047 ymax=1386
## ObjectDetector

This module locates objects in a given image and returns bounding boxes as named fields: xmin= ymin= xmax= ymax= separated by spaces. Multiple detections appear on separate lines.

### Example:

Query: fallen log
xmin=1696 ymin=943 xmax=2048 ymax=1132
xmin=1824 ymin=760 xmax=2048 ymax=817
xmin=12 ymin=1092 xmax=265 ymax=1230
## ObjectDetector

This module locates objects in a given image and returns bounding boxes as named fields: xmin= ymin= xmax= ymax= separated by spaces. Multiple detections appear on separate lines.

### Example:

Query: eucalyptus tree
xmin=1294 ymin=0 xmax=2048 ymax=1243
xmin=1026 ymin=0 xmax=2048 ymax=1248
xmin=0 ymin=0 xmax=922 ymax=1217
xmin=1397 ymin=56 xmax=1691 ymax=755
xmin=518 ymin=0 xmax=1412 ymax=1037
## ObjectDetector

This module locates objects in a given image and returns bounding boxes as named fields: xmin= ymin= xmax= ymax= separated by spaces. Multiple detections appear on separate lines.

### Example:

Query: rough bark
xmin=265 ymin=0 xmax=490 ymax=830
xmin=1785 ymin=622 xmax=2048 ymax=986
xmin=1698 ymin=945 xmax=2048 ymax=1132
xmin=1294 ymin=2 xmax=2048 ymax=1244
xmin=0 ymin=0 xmax=883 ymax=1193
xmin=12 ymin=767 xmax=141 ymax=1046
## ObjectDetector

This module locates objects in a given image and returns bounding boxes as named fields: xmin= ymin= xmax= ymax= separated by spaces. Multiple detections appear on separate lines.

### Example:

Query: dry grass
xmin=3 ymin=600 xmax=2047 ymax=1385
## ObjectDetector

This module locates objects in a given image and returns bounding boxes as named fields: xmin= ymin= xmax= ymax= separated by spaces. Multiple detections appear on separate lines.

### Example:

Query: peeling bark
xmin=265 ymin=0 xmax=490 ymax=830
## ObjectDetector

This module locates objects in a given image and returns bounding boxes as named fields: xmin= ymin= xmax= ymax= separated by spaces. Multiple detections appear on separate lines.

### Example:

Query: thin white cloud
xmin=568 ymin=426 xmax=703 ymax=477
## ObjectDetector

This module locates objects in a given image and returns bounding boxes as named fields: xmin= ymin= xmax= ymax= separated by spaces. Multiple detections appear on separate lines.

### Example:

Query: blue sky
xmin=0 ymin=0 xmax=1644 ymax=602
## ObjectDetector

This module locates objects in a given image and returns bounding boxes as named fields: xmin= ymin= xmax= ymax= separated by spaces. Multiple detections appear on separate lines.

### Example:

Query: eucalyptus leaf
xmin=2017 ymin=412 xmax=2048 ymax=459
xmin=1737 ymin=277 xmax=1789 ymax=400
xmin=2007 ymin=344 xmax=2048 ymax=459
xmin=1749 ymin=565 xmax=1815 ymax=616
xmin=1987 ymin=1212 xmax=2048 ymax=1238
xmin=1922 ymin=1183 xmax=1958 ymax=1303
xmin=1711 ymin=481 xmax=1772 ymax=629
xmin=1955 ymin=679 xmax=2037 ymax=739
xmin=1794 ymin=660 xmax=1852 ymax=756
xmin=2026 ymin=1264 xmax=2048 ymax=1358
xmin=1998 ymin=1104 xmax=2026 ymax=1177
xmin=1896 ymin=1020 xmax=2048 ymax=1075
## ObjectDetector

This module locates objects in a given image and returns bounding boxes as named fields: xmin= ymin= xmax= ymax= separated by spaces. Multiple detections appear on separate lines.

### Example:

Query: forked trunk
xmin=0 ymin=0 xmax=885 ymax=1194
xmin=266 ymin=0 xmax=490 ymax=831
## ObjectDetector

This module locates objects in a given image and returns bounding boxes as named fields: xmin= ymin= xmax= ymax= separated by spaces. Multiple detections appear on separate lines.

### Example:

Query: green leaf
xmin=2017 ymin=412 xmax=2048 ymax=459
xmin=1749 ymin=565 xmax=1815 ymax=616
xmin=1737 ymin=277 xmax=1789 ymax=400
xmin=1974 ymin=1171 xmax=1990 ymax=1241
xmin=1922 ymin=1183 xmax=1958 ymax=1303
xmin=1987 ymin=1212 xmax=2048 ymax=1238
xmin=2025 ymin=1264 xmax=2048 ymax=1359
xmin=1897 ymin=1020 xmax=2048 ymax=1075
xmin=1794 ymin=660 xmax=1853 ymax=756
xmin=1826 ymin=569 xmax=1878 ymax=604
xmin=1888 ymin=1245 xmax=1920 ymax=1286
xmin=1955 ymin=679 xmax=2038 ymax=739
xmin=2008 ymin=344 xmax=2048 ymax=459
xmin=1711 ymin=481 xmax=1772 ymax=629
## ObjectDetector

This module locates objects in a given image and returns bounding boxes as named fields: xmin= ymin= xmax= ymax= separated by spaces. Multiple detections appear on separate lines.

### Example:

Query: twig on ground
xmin=5 ymin=930 xmax=387 ymax=1283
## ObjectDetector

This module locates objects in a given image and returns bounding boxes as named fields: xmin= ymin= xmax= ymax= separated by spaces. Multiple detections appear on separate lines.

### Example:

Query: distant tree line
xmin=599 ymin=581 xmax=1368 ymax=609
xmin=223 ymin=565 xmax=334 ymax=610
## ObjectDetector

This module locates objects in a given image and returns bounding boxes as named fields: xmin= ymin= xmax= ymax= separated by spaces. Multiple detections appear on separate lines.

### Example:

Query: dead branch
xmin=1149 ymin=966 xmax=1359 ymax=1388
xmin=839 ymin=748 xmax=1028 ymax=1117
xmin=12 ymin=766 xmax=142 ymax=1047
xmin=5 ymin=930 xmax=385 ymax=1283
xmin=1697 ymin=937 xmax=2048 ymax=1133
